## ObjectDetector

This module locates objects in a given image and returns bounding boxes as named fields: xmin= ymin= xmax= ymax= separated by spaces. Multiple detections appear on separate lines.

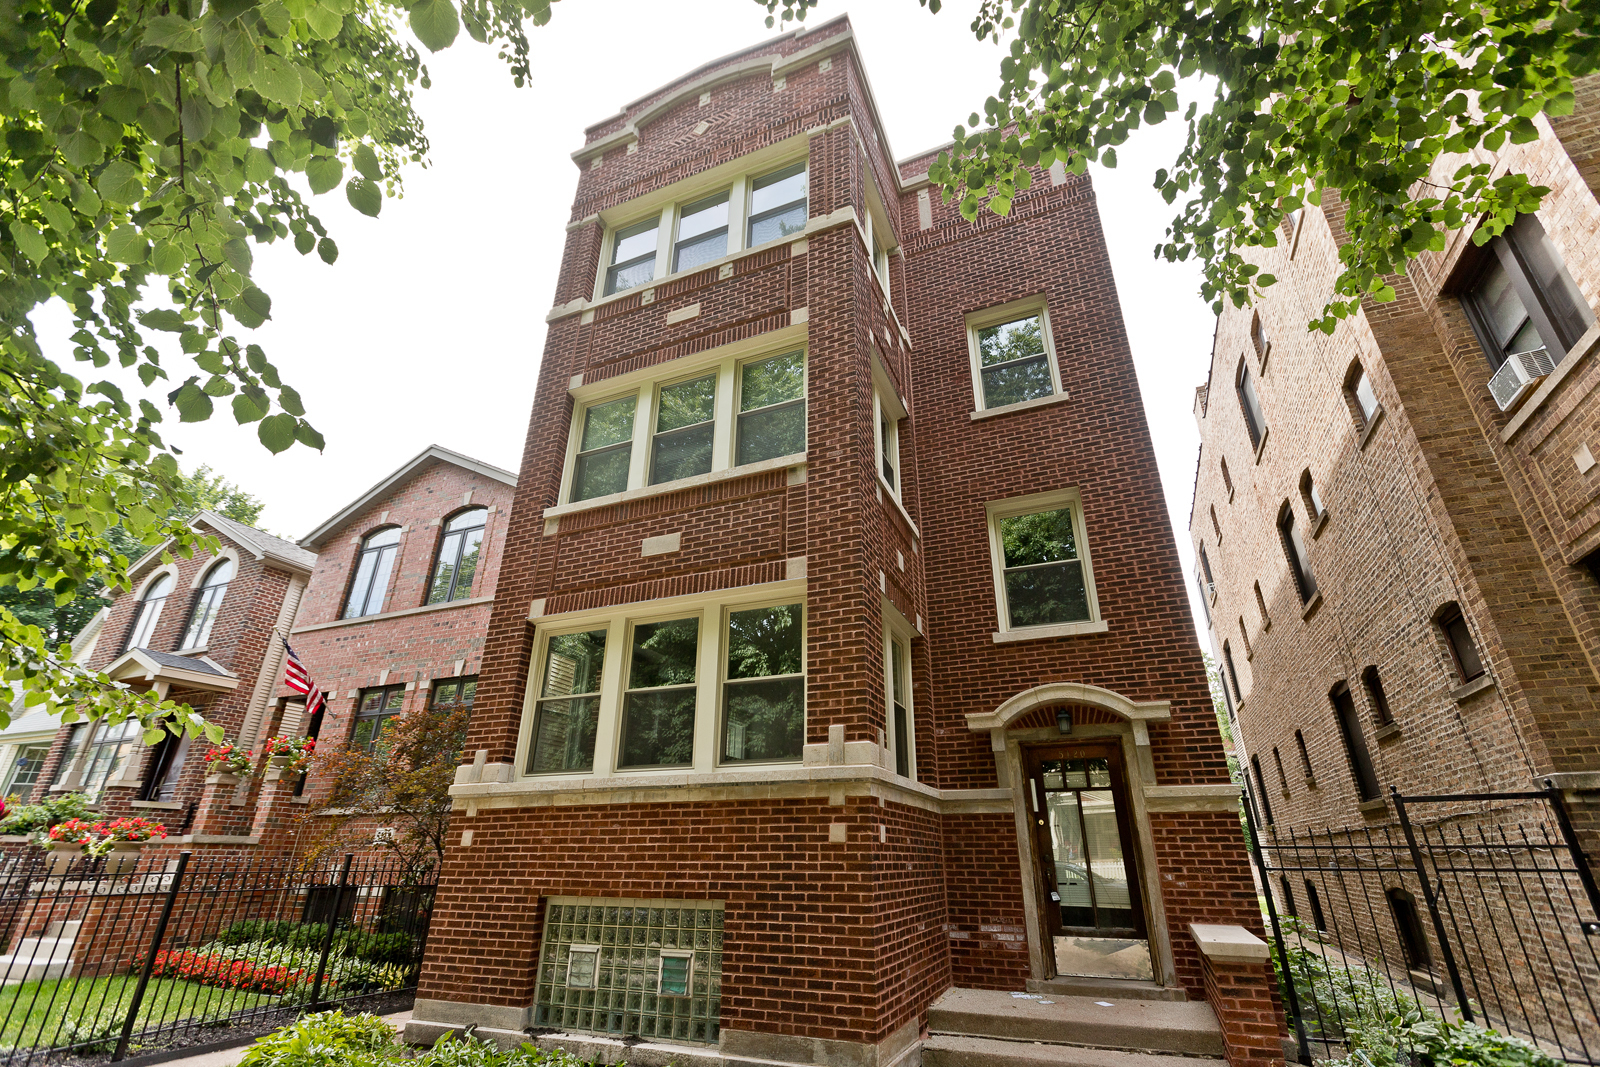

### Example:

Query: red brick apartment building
xmin=8 ymin=445 xmax=515 ymax=860
xmin=408 ymin=19 xmax=1279 ymax=1067
xmin=1189 ymin=88 xmax=1600 ymax=839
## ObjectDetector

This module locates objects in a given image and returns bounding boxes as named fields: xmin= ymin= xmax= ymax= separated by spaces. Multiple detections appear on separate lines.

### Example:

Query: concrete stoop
xmin=924 ymin=987 xmax=1227 ymax=1067
xmin=0 ymin=920 xmax=80 ymax=985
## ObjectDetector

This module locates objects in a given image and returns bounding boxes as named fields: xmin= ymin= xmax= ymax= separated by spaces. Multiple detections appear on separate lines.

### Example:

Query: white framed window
xmin=125 ymin=571 xmax=175 ymax=651
xmin=966 ymin=298 xmax=1063 ymax=412
xmin=875 ymin=392 xmax=900 ymax=496
xmin=986 ymin=488 xmax=1104 ymax=641
xmin=657 ymin=950 xmax=693 ymax=996
xmin=519 ymin=589 xmax=806 ymax=779
xmin=181 ymin=557 xmax=235 ymax=650
xmin=863 ymin=200 xmax=893 ymax=298
xmin=595 ymin=158 xmax=808 ymax=300
xmin=566 ymin=945 xmax=601 ymax=988
xmin=882 ymin=619 xmax=915 ymax=781
xmin=561 ymin=348 xmax=806 ymax=507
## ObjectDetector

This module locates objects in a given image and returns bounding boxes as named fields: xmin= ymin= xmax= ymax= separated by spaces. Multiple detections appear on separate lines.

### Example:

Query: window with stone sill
xmin=883 ymin=623 xmax=916 ymax=781
xmin=565 ymin=349 xmax=806 ymax=505
xmin=1344 ymin=361 xmax=1380 ymax=431
xmin=1237 ymin=359 xmax=1267 ymax=451
xmin=2 ymin=742 xmax=50 ymax=797
xmin=352 ymin=684 xmax=406 ymax=753
xmin=1436 ymin=604 xmax=1486 ymax=684
xmin=966 ymin=299 xmax=1064 ymax=412
xmin=1278 ymin=502 xmax=1317 ymax=605
xmin=599 ymin=160 xmax=808 ymax=298
xmin=77 ymin=719 xmax=141 ymax=800
xmin=427 ymin=508 xmax=487 ymax=605
xmin=344 ymin=526 xmax=400 ymax=619
xmin=874 ymin=388 xmax=902 ymax=500
xmin=523 ymin=599 xmax=805 ymax=777
xmin=985 ymin=491 xmax=1101 ymax=636
xmin=1460 ymin=213 xmax=1595 ymax=372
xmin=1295 ymin=729 xmax=1314 ymax=779
xmin=1250 ymin=754 xmax=1274 ymax=824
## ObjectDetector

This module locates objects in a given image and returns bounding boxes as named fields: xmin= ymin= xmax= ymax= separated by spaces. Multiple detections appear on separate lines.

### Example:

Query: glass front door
xmin=1025 ymin=740 xmax=1151 ymax=980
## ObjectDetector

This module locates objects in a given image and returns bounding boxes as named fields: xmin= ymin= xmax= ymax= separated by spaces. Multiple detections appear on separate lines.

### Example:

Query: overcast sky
xmin=32 ymin=0 xmax=1216 ymax=634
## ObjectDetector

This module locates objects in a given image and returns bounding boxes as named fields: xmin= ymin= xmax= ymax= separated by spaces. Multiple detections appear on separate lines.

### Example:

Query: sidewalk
xmin=149 ymin=1010 xmax=413 ymax=1067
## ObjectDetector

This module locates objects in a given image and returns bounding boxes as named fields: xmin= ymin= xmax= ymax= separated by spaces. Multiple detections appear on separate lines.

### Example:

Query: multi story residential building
xmin=1188 ymin=77 xmax=1600 ymax=1003
xmin=407 ymin=19 xmax=1279 ymax=1067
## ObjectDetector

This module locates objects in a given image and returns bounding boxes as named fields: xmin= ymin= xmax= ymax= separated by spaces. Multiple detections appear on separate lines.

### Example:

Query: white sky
xmin=31 ymin=0 xmax=1215 ymax=635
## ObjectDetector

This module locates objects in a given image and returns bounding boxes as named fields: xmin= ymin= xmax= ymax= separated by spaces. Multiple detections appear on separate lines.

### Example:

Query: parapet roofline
xmin=571 ymin=17 xmax=908 ymax=191
xmin=297 ymin=444 xmax=517 ymax=550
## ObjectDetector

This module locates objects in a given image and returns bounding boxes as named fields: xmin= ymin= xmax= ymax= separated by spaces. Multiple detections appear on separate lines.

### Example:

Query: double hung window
xmin=126 ymin=573 xmax=174 ymax=651
xmin=1348 ymin=364 xmax=1379 ymax=426
xmin=598 ymin=160 xmax=808 ymax=298
xmin=523 ymin=597 xmax=806 ymax=776
xmin=874 ymin=387 xmax=903 ymax=496
xmin=1462 ymin=214 xmax=1595 ymax=369
xmin=3 ymin=743 xmax=49 ymax=797
xmin=987 ymin=492 xmax=1100 ymax=635
xmin=747 ymin=163 xmax=808 ymax=246
xmin=566 ymin=350 xmax=806 ymax=506
xmin=529 ymin=629 xmax=606 ymax=774
xmin=619 ymin=618 xmax=700 ymax=769
xmin=353 ymin=685 xmax=406 ymax=752
xmin=428 ymin=508 xmax=487 ymax=604
xmin=1237 ymin=362 xmax=1267 ymax=450
xmin=182 ymin=559 xmax=234 ymax=649
xmin=721 ymin=604 xmax=804 ymax=763
xmin=1331 ymin=683 xmax=1381 ymax=801
xmin=885 ymin=631 xmax=913 ymax=779
xmin=344 ymin=527 xmax=400 ymax=619
xmin=967 ymin=301 xmax=1061 ymax=411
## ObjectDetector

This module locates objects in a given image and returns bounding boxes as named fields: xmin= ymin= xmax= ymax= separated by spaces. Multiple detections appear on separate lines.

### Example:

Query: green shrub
xmin=61 ymin=1012 xmax=121 ymax=1053
xmin=415 ymin=1031 xmax=598 ymax=1067
xmin=0 ymin=792 xmax=94 ymax=837
xmin=215 ymin=920 xmax=330 ymax=950
xmin=336 ymin=930 xmax=414 ymax=965
xmin=238 ymin=1010 xmax=397 ymax=1067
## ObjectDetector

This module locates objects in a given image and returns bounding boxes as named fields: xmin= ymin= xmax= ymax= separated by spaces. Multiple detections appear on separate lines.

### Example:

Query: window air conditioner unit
xmin=1489 ymin=348 xmax=1556 ymax=412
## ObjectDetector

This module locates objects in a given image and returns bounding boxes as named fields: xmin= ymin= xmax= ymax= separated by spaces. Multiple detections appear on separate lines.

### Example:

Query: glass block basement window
xmin=534 ymin=897 xmax=723 ymax=1045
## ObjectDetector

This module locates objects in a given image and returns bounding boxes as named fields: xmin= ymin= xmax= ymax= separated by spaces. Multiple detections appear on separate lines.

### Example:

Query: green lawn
xmin=0 ymin=974 xmax=277 ymax=1050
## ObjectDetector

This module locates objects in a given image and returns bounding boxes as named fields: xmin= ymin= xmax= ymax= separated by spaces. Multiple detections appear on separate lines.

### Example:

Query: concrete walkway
xmin=146 ymin=1010 xmax=413 ymax=1067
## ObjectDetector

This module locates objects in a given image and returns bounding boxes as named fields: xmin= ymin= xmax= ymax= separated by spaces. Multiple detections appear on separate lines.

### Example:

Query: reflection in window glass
xmin=182 ymin=559 xmax=235 ymax=649
xmin=736 ymin=352 xmax=805 ymax=465
xmin=673 ymin=194 xmax=729 ymax=273
xmin=747 ymin=163 xmax=808 ymax=246
xmin=889 ymin=638 xmax=910 ymax=778
xmin=977 ymin=314 xmax=1053 ymax=408
xmin=1000 ymin=507 xmax=1089 ymax=628
xmin=353 ymin=685 xmax=406 ymax=752
xmin=1352 ymin=368 xmax=1379 ymax=424
xmin=606 ymin=218 xmax=659 ymax=295
xmin=651 ymin=375 xmax=717 ymax=485
xmin=48 ymin=724 xmax=88 ymax=790
xmin=428 ymin=509 xmax=487 ymax=604
xmin=722 ymin=604 xmax=803 ymax=763
xmin=3 ymin=743 xmax=50 ymax=798
xmin=880 ymin=410 xmax=898 ymax=491
xmin=79 ymin=719 xmax=141 ymax=800
xmin=530 ymin=630 xmax=605 ymax=773
xmin=573 ymin=397 xmax=636 ymax=502
xmin=619 ymin=618 xmax=699 ymax=768
xmin=344 ymin=528 xmax=401 ymax=619
xmin=1237 ymin=363 xmax=1267 ymax=448
xmin=127 ymin=574 xmax=174 ymax=650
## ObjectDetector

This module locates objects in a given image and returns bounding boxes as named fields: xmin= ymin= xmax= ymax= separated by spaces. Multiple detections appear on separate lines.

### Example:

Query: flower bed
xmin=150 ymin=948 xmax=312 ymax=995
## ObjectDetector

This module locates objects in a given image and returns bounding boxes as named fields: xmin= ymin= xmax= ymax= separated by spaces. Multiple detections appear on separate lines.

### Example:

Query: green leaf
xmin=317 ymin=237 xmax=338 ymax=263
xmin=306 ymin=155 xmax=344 ymax=194
xmin=244 ymin=146 xmax=275 ymax=184
xmin=171 ymin=381 xmax=215 ymax=422
xmin=105 ymin=226 xmax=149 ymax=264
xmin=294 ymin=420 xmax=327 ymax=450
xmin=345 ymin=177 xmax=382 ymax=217
xmin=278 ymin=384 xmax=305 ymax=416
xmin=9 ymin=222 xmax=49 ymax=264
xmin=181 ymin=96 xmax=214 ymax=140
xmin=241 ymin=286 xmax=272 ymax=320
xmin=352 ymin=143 xmax=381 ymax=180
xmin=253 ymin=55 xmax=304 ymax=106
xmin=59 ymin=129 xmax=104 ymax=167
xmin=295 ymin=230 xmax=316 ymax=254
xmin=409 ymin=0 xmax=460 ymax=50
xmin=97 ymin=161 xmax=144 ymax=204
xmin=306 ymin=3 xmax=344 ymax=38
xmin=258 ymin=412 xmax=297 ymax=453
xmin=139 ymin=310 xmax=188 ymax=332
xmin=223 ymin=238 xmax=253 ymax=275
xmin=40 ymin=200 xmax=73 ymax=238
xmin=144 ymin=14 xmax=204 ymax=51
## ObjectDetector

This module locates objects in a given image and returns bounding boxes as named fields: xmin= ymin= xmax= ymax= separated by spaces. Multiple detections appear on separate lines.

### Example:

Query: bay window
xmin=521 ymin=594 xmax=806 ymax=777
xmin=564 ymin=348 xmax=806 ymax=506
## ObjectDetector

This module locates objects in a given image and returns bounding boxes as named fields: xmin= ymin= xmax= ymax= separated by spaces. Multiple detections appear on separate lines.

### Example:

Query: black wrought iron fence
xmin=1243 ymin=780 xmax=1600 ymax=1066
xmin=0 ymin=849 xmax=436 ymax=1067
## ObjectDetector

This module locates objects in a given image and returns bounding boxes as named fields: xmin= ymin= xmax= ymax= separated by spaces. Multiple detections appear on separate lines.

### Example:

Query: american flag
xmin=282 ymin=639 xmax=326 ymax=719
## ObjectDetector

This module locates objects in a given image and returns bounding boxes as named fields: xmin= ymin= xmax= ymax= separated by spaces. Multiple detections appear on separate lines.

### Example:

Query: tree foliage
xmin=760 ymin=0 xmax=1599 ymax=330
xmin=296 ymin=698 xmax=469 ymax=880
xmin=0 ymin=0 xmax=550 ymax=733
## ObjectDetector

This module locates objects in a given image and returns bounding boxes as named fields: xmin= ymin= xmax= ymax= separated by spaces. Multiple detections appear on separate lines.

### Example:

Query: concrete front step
xmin=928 ymin=989 xmax=1225 ymax=1058
xmin=45 ymin=920 xmax=81 ymax=940
xmin=1026 ymin=977 xmax=1188 ymax=1002
xmin=924 ymin=1034 xmax=1228 ymax=1067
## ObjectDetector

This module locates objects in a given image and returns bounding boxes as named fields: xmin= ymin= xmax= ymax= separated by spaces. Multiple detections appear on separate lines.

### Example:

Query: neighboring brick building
xmin=1189 ymin=75 xmax=1600 ymax=1034
xmin=33 ymin=511 xmax=316 ymax=844
xmin=408 ymin=19 xmax=1275 ymax=1067
xmin=254 ymin=445 xmax=516 ymax=852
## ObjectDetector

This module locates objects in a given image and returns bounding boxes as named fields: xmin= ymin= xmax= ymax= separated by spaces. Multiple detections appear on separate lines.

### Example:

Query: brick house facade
xmin=407 ymin=19 xmax=1275 ymax=1067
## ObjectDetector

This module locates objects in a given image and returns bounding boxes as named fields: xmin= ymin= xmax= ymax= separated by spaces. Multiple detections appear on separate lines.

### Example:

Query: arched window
xmin=125 ymin=573 xmax=174 ymax=651
xmin=428 ymin=508 xmax=488 ymax=605
xmin=343 ymin=527 xmax=401 ymax=619
xmin=1237 ymin=360 xmax=1266 ymax=449
xmin=1344 ymin=360 xmax=1380 ymax=431
xmin=181 ymin=558 xmax=235 ymax=650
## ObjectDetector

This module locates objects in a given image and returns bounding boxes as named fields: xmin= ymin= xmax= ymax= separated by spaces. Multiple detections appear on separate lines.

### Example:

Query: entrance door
xmin=1024 ymin=740 xmax=1153 ymax=980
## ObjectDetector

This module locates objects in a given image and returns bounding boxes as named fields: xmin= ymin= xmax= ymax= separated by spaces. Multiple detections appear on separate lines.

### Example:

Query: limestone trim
xmin=1144 ymin=785 xmax=1243 ymax=812
xmin=965 ymin=681 xmax=1172 ymax=733
xmin=992 ymin=620 xmax=1109 ymax=643
xmin=1190 ymin=923 xmax=1270 ymax=963
xmin=291 ymin=595 xmax=493 ymax=635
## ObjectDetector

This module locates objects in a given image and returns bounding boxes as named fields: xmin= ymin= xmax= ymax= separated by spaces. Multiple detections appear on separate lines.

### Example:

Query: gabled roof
xmin=129 ymin=510 xmax=317 ymax=582
xmin=105 ymin=648 xmax=240 ymax=692
xmin=297 ymin=445 xmax=517 ymax=550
